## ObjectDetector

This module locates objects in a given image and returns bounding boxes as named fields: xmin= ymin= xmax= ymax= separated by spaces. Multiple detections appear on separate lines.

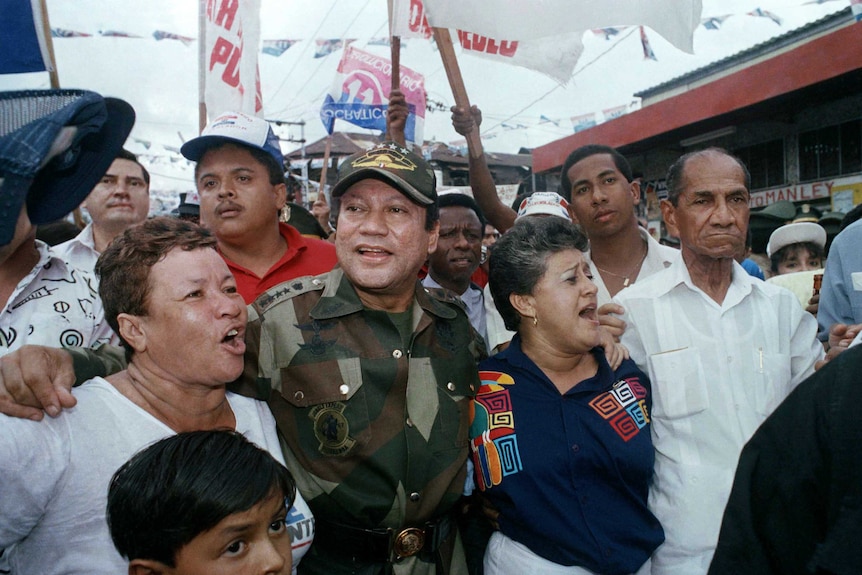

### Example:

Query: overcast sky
xmin=0 ymin=0 xmax=846 ymax=198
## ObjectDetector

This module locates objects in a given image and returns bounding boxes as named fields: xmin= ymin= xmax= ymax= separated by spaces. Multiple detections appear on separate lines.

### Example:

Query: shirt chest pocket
xmin=280 ymin=358 xmax=371 ymax=457
xmin=648 ymin=347 xmax=709 ymax=420
xmin=746 ymin=349 xmax=791 ymax=417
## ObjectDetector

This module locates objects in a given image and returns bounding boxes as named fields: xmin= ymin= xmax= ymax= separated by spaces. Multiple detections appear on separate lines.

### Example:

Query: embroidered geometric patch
xmin=471 ymin=371 xmax=521 ymax=491
xmin=591 ymin=379 xmax=649 ymax=442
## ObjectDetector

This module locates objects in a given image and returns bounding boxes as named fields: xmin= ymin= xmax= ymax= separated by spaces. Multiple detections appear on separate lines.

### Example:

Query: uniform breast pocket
xmin=748 ymin=349 xmax=791 ymax=417
xmin=648 ymin=347 xmax=709 ymax=420
xmin=281 ymin=358 xmax=371 ymax=457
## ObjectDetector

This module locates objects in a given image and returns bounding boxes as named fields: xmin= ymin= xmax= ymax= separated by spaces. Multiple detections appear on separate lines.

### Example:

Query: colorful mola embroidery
xmin=588 ymin=377 xmax=649 ymax=442
xmin=470 ymin=371 xmax=522 ymax=491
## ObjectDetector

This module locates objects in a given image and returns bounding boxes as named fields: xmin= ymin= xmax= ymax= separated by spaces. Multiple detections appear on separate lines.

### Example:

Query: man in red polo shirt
xmin=181 ymin=112 xmax=336 ymax=303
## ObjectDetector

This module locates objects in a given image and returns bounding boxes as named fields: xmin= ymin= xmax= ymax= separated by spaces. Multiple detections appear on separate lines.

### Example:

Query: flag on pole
xmin=153 ymin=30 xmax=196 ymax=46
xmin=319 ymin=45 xmax=426 ymax=145
xmin=392 ymin=0 xmax=701 ymax=52
xmin=747 ymin=8 xmax=783 ymax=26
xmin=391 ymin=0 xmax=700 ymax=83
xmin=390 ymin=0 xmax=583 ymax=83
xmin=640 ymin=26 xmax=657 ymax=61
xmin=1 ymin=0 xmax=53 ymax=74
xmin=204 ymin=0 xmax=263 ymax=118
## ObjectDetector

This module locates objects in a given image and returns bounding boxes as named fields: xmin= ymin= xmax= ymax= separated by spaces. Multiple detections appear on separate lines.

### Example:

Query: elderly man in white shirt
xmin=614 ymin=148 xmax=823 ymax=575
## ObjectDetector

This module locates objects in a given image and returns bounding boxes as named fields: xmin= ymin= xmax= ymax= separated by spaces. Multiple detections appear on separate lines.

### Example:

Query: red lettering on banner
xmin=409 ymin=0 xmax=432 ymax=37
xmin=214 ymin=0 xmax=239 ymax=30
xmin=210 ymin=37 xmax=240 ymax=87
xmin=457 ymin=31 xmax=518 ymax=57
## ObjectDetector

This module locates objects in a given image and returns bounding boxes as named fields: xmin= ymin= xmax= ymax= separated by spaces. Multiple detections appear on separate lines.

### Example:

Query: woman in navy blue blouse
xmin=472 ymin=216 xmax=663 ymax=575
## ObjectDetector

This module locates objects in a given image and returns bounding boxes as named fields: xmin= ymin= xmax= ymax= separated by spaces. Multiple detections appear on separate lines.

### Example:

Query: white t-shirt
xmin=0 ymin=378 xmax=314 ymax=574
xmin=615 ymin=260 xmax=823 ymax=575
xmin=0 ymin=241 xmax=117 ymax=354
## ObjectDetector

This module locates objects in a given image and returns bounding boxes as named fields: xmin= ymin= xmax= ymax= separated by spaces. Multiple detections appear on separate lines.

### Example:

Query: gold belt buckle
xmin=393 ymin=527 xmax=425 ymax=559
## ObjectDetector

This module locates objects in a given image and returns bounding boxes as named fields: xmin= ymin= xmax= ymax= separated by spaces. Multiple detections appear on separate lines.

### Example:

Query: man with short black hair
xmin=181 ymin=112 xmax=337 ymax=303
xmin=238 ymin=141 xmax=484 ymax=575
xmin=423 ymin=193 xmax=488 ymax=348
xmin=54 ymin=148 xmax=150 ymax=272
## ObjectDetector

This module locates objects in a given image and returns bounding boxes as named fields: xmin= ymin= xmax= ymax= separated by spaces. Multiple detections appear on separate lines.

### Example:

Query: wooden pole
xmin=36 ymin=0 xmax=60 ymax=88
xmin=387 ymin=0 xmax=399 ymax=93
xmin=198 ymin=0 xmax=207 ymax=132
xmin=318 ymin=135 xmax=332 ymax=203
xmin=431 ymin=27 xmax=483 ymax=158
xmin=390 ymin=36 xmax=401 ymax=94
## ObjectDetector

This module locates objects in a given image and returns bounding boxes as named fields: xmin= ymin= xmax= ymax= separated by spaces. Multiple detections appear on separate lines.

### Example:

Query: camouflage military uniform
xmin=235 ymin=267 xmax=485 ymax=575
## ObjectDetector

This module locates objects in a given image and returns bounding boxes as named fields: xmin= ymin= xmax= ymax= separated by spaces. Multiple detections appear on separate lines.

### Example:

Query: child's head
xmin=107 ymin=430 xmax=296 ymax=575
xmin=767 ymin=222 xmax=827 ymax=275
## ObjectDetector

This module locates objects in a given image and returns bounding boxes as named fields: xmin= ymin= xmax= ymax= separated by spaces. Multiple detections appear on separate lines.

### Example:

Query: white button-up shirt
xmin=53 ymin=223 xmax=99 ymax=273
xmin=0 ymin=242 xmax=117 ymax=354
xmin=587 ymin=227 xmax=679 ymax=307
xmin=615 ymin=258 xmax=823 ymax=575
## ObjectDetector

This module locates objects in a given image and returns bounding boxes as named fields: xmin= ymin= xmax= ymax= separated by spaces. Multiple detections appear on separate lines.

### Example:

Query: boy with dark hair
xmin=107 ymin=430 xmax=297 ymax=575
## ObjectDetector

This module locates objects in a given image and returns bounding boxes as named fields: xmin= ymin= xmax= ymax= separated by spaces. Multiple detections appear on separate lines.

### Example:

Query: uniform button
xmin=339 ymin=384 xmax=349 ymax=395
xmin=293 ymin=391 xmax=305 ymax=401
xmin=312 ymin=278 xmax=322 ymax=286
xmin=572 ymin=444 xmax=580 ymax=453
xmin=409 ymin=492 xmax=420 ymax=502
xmin=447 ymin=382 xmax=456 ymax=392
xmin=393 ymin=349 xmax=403 ymax=359
xmin=469 ymin=383 xmax=475 ymax=392
xmin=406 ymin=418 xmax=414 ymax=427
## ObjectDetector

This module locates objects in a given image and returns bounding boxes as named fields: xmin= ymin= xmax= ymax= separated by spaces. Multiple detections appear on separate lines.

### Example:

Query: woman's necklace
xmin=593 ymin=240 xmax=648 ymax=288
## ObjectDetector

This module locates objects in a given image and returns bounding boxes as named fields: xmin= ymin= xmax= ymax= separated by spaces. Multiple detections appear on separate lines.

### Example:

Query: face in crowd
xmin=84 ymin=157 xmax=150 ymax=229
xmin=335 ymin=178 xmax=439 ymax=310
xmin=429 ymin=204 xmax=484 ymax=292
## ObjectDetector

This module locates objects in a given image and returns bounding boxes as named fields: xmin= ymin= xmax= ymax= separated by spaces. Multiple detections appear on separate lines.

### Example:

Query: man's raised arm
xmin=451 ymin=104 xmax=516 ymax=233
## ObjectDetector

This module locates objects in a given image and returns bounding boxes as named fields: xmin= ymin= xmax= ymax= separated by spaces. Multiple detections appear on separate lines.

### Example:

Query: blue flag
xmin=0 ymin=0 xmax=52 ymax=74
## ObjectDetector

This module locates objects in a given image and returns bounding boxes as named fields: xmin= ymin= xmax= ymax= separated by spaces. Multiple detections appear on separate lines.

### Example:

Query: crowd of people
xmin=0 ymin=85 xmax=860 ymax=575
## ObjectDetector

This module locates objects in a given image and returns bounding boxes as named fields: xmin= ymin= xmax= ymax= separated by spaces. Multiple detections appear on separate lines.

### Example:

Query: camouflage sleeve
xmin=229 ymin=304 xmax=271 ymax=400
xmin=67 ymin=343 xmax=127 ymax=386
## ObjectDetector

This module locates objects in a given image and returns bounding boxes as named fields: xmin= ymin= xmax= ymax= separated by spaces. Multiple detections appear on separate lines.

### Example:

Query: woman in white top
xmin=0 ymin=217 xmax=312 ymax=575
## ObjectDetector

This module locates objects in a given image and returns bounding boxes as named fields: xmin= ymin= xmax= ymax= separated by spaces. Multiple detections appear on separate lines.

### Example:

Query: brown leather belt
xmin=314 ymin=512 xmax=456 ymax=563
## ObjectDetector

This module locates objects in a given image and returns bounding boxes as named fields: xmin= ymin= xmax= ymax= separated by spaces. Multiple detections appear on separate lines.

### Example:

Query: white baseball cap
xmin=766 ymin=221 xmax=827 ymax=258
xmin=515 ymin=192 xmax=572 ymax=221
xmin=181 ymin=112 xmax=283 ymax=167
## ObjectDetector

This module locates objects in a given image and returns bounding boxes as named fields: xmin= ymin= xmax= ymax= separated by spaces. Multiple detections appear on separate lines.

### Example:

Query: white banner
xmin=394 ymin=0 xmax=701 ymax=53
xmin=205 ymin=0 xmax=263 ymax=119
xmin=390 ymin=0 xmax=585 ymax=82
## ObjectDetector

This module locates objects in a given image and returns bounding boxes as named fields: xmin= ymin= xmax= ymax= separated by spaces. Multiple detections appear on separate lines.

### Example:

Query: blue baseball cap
xmin=0 ymin=89 xmax=135 ymax=245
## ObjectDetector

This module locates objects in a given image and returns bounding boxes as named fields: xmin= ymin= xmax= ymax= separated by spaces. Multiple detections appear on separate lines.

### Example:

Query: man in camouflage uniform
xmin=236 ymin=141 xmax=485 ymax=575
xmin=0 ymin=141 xmax=484 ymax=575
